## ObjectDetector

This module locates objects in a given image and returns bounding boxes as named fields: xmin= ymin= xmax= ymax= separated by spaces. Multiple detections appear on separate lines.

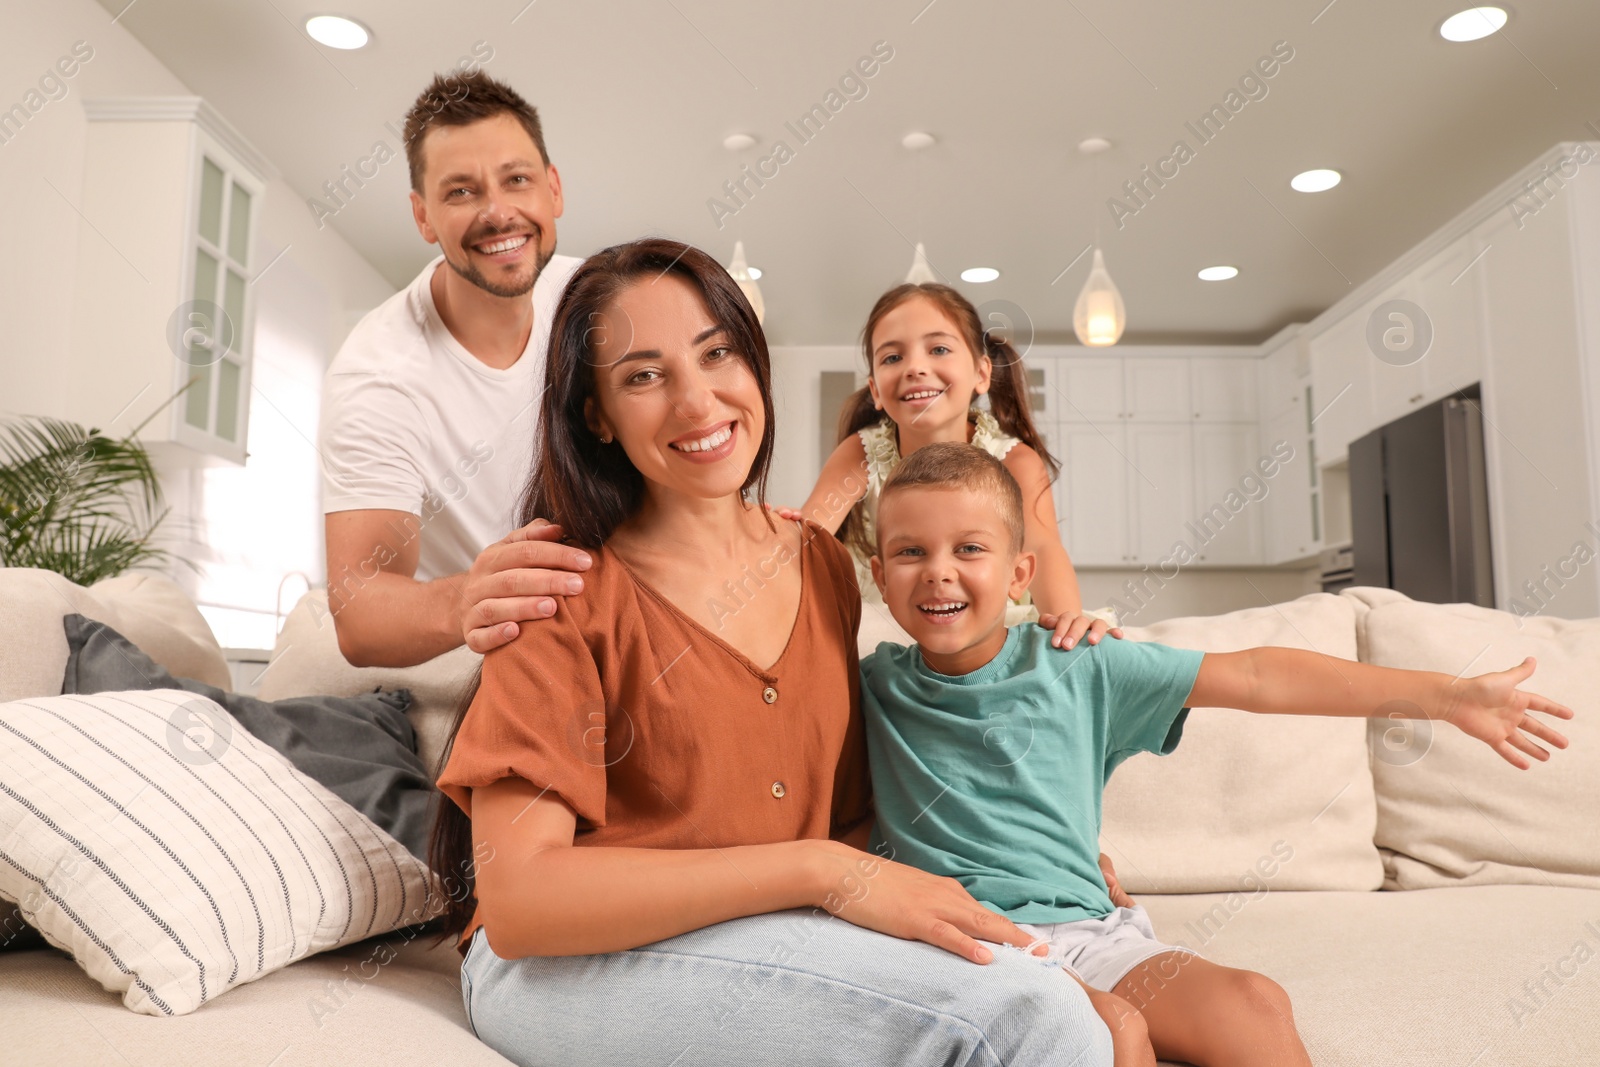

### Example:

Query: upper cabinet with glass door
xmin=72 ymin=98 xmax=269 ymax=465
xmin=180 ymin=151 xmax=260 ymax=456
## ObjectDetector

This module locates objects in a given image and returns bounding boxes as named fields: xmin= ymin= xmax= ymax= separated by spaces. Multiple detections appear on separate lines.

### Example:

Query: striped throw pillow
xmin=0 ymin=689 xmax=442 ymax=1015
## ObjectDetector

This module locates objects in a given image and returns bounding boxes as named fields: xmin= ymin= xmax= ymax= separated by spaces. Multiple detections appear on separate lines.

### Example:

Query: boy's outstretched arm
xmin=1188 ymin=648 xmax=1575 ymax=770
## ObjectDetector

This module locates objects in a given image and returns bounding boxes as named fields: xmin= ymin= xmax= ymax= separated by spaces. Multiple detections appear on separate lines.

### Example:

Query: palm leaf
xmin=0 ymin=415 xmax=172 ymax=585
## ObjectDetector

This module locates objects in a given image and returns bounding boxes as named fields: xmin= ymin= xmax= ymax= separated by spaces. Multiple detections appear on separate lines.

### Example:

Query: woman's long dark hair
xmin=427 ymin=238 xmax=778 ymax=943
xmin=836 ymin=282 xmax=1057 ymax=561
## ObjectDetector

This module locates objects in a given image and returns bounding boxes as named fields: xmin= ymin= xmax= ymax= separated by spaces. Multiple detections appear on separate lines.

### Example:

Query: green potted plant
xmin=0 ymin=415 xmax=172 ymax=585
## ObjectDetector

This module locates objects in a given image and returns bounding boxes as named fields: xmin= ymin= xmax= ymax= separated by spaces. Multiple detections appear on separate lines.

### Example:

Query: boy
xmin=859 ymin=442 xmax=1573 ymax=1067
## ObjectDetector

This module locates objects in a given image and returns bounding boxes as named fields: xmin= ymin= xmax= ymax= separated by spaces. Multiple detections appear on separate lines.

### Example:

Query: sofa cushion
xmin=0 ymin=568 xmax=231 ymax=702
xmin=1358 ymin=595 xmax=1600 ymax=889
xmin=5 ymin=932 xmax=512 ymax=1066
xmin=1140 ymin=884 xmax=1600 ymax=1067
xmin=1102 ymin=593 xmax=1384 ymax=893
xmin=62 ymin=615 xmax=437 ymax=863
xmin=0 ymin=689 xmax=440 ymax=1015
xmin=258 ymin=591 xmax=479 ymax=775
xmin=89 ymin=572 xmax=231 ymax=685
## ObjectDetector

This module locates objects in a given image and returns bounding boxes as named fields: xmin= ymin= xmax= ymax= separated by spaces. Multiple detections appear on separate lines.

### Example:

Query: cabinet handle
xmin=1409 ymin=393 xmax=1423 ymax=404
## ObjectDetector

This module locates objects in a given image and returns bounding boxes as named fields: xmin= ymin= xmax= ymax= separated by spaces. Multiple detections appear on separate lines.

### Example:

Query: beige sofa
xmin=4 ymin=569 xmax=1596 ymax=1067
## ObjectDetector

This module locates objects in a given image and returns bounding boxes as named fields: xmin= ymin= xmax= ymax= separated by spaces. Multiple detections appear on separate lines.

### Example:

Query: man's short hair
xmin=879 ymin=441 xmax=1025 ymax=554
xmin=402 ymin=70 xmax=549 ymax=192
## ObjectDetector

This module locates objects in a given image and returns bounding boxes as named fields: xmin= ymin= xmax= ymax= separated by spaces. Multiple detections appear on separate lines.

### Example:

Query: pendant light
xmin=1073 ymin=248 xmax=1125 ymax=346
xmin=727 ymin=241 xmax=765 ymax=324
xmin=904 ymin=242 xmax=938 ymax=284
xmin=1072 ymin=136 xmax=1126 ymax=346
xmin=901 ymin=132 xmax=939 ymax=285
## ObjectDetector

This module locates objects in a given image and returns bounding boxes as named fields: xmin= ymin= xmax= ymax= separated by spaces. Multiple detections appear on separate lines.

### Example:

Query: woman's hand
xmin=1037 ymin=613 xmax=1124 ymax=650
xmin=1447 ymin=657 xmax=1574 ymax=769
xmin=810 ymin=841 xmax=1048 ymax=964
xmin=1099 ymin=852 xmax=1136 ymax=909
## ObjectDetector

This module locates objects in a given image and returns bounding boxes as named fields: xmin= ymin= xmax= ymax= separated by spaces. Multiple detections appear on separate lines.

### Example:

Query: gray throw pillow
xmin=60 ymin=614 xmax=438 ymax=863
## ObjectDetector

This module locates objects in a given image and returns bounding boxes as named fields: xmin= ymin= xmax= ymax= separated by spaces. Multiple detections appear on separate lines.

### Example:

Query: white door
xmin=1127 ymin=422 xmax=1194 ymax=564
xmin=1190 ymin=423 xmax=1264 ymax=565
xmin=1308 ymin=313 xmax=1374 ymax=464
xmin=1257 ymin=341 xmax=1303 ymax=420
xmin=1365 ymin=283 xmax=1429 ymax=428
xmin=1262 ymin=404 xmax=1318 ymax=563
xmin=1192 ymin=358 xmax=1260 ymax=422
xmin=1056 ymin=356 xmax=1124 ymax=423
xmin=1056 ymin=422 xmax=1129 ymax=566
xmin=1413 ymin=234 xmax=1487 ymax=400
xmin=1125 ymin=358 xmax=1192 ymax=421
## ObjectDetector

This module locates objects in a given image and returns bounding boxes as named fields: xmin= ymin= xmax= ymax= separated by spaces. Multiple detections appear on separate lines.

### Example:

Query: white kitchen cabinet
xmin=1189 ymin=423 xmax=1264 ymax=564
xmin=1366 ymin=282 xmax=1430 ymax=430
xmin=1262 ymin=400 xmax=1319 ymax=562
xmin=1127 ymin=423 xmax=1194 ymax=564
xmin=1055 ymin=421 xmax=1129 ymax=566
xmin=1257 ymin=332 xmax=1309 ymax=419
xmin=1191 ymin=359 xmax=1260 ymax=422
xmin=1308 ymin=311 xmax=1374 ymax=465
xmin=1411 ymin=233 xmax=1487 ymax=399
xmin=1055 ymin=356 xmax=1124 ymax=422
xmin=59 ymin=98 xmax=268 ymax=466
xmin=1125 ymin=359 xmax=1193 ymax=420
xmin=1057 ymin=355 xmax=1214 ymax=423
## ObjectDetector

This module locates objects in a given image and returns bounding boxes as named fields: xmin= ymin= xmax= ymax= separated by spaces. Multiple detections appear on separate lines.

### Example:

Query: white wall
xmin=1 ymin=0 xmax=395 ymax=647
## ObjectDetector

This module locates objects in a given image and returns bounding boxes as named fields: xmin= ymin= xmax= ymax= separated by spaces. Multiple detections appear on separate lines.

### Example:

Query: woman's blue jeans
xmin=459 ymin=908 xmax=1114 ymax=1066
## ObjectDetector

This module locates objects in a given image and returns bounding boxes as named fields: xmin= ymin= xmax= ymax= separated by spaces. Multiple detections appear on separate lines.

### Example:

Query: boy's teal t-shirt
xmin=861 ymin=626 xmax=1204 ymax=925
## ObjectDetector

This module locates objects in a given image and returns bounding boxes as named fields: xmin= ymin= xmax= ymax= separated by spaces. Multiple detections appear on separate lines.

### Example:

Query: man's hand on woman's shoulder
xmin=460 ymin=519 xmax=594 ymax=653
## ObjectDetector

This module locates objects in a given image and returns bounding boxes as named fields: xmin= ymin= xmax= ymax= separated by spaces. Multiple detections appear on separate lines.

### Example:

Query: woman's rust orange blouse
xmin=436 ymin=519 xmax=872 ymax=948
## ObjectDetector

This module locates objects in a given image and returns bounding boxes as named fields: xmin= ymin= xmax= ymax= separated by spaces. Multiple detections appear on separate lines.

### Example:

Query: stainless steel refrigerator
xmin=1348 ymin=386 xmax=1495 ymax=607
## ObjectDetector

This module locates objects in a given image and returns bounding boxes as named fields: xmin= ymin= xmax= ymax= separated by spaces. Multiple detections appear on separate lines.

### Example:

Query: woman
xmin=430 ymin=239 xmax=1114 ymax=1067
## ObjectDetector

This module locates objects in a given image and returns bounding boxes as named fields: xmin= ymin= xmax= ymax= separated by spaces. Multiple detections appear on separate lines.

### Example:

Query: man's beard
xmin=444 ymin=223 xmax=555 ymax=298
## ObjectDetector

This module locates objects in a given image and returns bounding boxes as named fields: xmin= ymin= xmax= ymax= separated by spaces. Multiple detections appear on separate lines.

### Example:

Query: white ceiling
xmin=96 ymin=0 xmax=1600 ymax=345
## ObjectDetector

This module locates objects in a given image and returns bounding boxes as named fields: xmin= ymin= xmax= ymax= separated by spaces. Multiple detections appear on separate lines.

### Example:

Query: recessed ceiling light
xmin=305 ymin=15 xmax=370 ymax=49
xmin=1290 ymin=168 xmax=1342 ymax=193
xmin=746 ymin=266 xmax=762 ymax=280
xmin=902 ymin=131 xmax=936 ymax=151
xmin=1077 ymin=137 xmax=1113 ymax=155
xmin=722 ymin=133 xmax=756 ymax=151
xmin=1440 ymin=6 xmax=1508 ymax=42
xmin=960 ymin=267 xmax=1000 ymax=283
xmin=1198 ymin=265 xmax=1239 ymax=281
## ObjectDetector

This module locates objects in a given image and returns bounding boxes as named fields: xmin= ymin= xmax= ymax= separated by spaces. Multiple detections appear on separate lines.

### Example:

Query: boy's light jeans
xmin=460 ymin=908 xmax=1114 ymax=1066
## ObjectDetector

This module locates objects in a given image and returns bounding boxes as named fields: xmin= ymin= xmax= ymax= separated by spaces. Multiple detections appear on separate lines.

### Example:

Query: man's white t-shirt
xmin=319 ymin=253 xmax=583 ymax=581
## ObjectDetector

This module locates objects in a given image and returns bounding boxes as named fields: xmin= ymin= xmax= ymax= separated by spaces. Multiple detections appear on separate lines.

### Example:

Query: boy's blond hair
xmin=878 ymin=442 xmax=1025 ymax=553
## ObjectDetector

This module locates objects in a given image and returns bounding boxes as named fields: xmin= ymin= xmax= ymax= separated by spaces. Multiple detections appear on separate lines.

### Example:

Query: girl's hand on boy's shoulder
xmin=1037 ymin=613 xmax=1124 ymax=650
xmin=1448 ymin=656 xmax=1574 ymax=769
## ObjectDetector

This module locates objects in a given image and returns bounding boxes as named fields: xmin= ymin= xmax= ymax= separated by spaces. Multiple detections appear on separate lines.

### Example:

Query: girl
xmin=427 ymin=239 xmax=1116 ymax=1067
xmin=802 ymin=283 xmax=1087 ymax=619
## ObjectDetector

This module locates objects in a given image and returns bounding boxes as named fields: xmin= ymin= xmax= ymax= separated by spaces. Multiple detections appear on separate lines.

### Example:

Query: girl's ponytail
xmin=836 ymin=384 xmax=881 ymax=445
xmin=834 ymin=384 xmax=881 ymax=561
xmin=981 ymin=331 xmax=1059 ymax=479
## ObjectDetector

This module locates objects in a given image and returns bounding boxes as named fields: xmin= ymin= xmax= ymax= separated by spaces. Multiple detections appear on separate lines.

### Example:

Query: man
xmin=320 ymin=71 xmax=590 ymax=668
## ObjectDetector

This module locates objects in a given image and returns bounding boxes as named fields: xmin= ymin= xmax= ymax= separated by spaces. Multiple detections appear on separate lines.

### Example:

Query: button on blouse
xmin=437 ymin=520 xmax=874 ymax=951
